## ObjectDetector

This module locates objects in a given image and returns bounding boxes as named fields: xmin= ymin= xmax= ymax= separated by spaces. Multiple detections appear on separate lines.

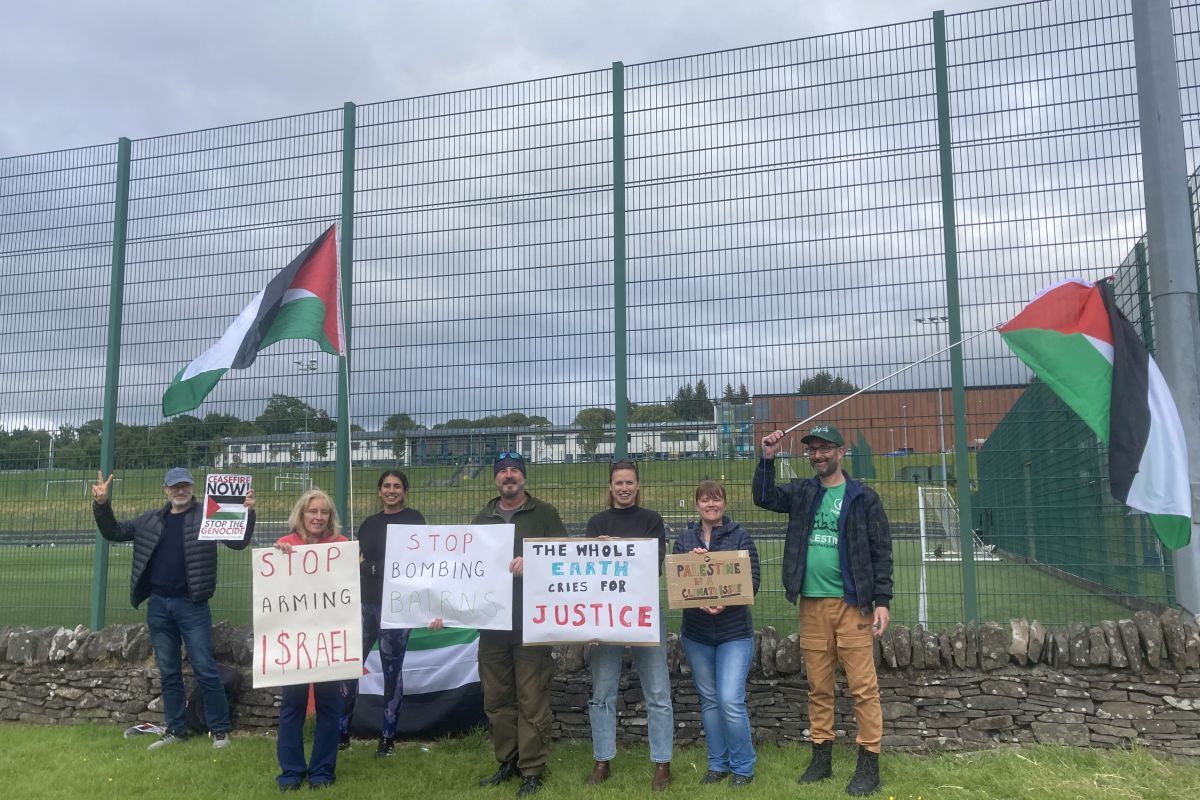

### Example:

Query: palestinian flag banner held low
xmin=348 ymin=627 xmax=486 ymax=739
xmin=162 ymin=225 xmax=345 ymax=417
xmin=999 ymin=278 xmax=1192 ymax=549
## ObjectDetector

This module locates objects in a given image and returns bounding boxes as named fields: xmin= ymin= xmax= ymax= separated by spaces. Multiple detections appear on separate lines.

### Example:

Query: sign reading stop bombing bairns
xmin=665 ymin=550 xmax=754 ymax=609
xmin=381 ymin=524 xmax=515 ymax=631
xmin=197 ymin=474 xmax=252 ymax=541
xmin=522 ymin=538 xmax=660 ymax=646
xmin=252 ymin=540 xmax=363 ymax=688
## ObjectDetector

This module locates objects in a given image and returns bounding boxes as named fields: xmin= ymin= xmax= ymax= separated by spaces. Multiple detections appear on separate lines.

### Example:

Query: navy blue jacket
xmin=752 ymin=458 xmax=893 ymax=611
xmin=673 ymin=518 xmax=760 ymax=645
xmin=94 ymin=498 xmax=255 ymax=608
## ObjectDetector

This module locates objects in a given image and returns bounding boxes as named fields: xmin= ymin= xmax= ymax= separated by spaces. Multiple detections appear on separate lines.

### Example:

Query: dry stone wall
xmin=2 ymin=611 xmax=1197 ymax=756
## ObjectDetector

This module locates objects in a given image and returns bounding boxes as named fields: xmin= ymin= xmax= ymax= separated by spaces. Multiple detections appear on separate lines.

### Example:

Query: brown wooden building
xmin=750 ymin=385 xmax=1025 ymax=456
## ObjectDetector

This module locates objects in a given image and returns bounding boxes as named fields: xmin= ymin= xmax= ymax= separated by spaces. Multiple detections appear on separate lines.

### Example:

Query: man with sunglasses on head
xmin=472 ymin=451 xmax=566 ymax=797
xmin=753 ymin=424 xmax=892 ymax=797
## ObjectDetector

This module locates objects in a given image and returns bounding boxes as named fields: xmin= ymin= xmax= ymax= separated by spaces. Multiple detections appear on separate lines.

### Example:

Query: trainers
xmin=699 ymin=770 xmax=729 ymax=785
xmin=338 ymin=732 xmax=351 ymax=751
xmin=730 ymin=774 xmax=754 ymax=787
xmin=375 ymin=737 xmax=395 ymax=757
xmin=212 ymin=732 xmax=230 ymax=750
xmin=479 ymin=760 xmax=519 ymax=787
xmin=147 ymin=732 xmax=183 ymax=751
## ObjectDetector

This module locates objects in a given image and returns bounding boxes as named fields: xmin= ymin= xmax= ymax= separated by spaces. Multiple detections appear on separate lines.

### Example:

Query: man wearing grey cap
xmin=92 ymin=467 xmax=256 ymax=751
xmin=753 ymin=425 xmax=892 ymax=797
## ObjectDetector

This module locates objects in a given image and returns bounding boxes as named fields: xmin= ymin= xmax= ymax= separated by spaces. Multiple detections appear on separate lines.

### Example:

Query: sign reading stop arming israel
xmin=252 ymin=540 xmax=363 ymax=688
xmin=522 ymin=538 xmax=660 ymax=645
xmin=381 ymin=524 xmax=515 ymax=631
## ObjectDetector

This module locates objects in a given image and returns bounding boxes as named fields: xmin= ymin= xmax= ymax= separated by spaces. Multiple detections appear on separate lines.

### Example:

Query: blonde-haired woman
xmin=275 ymin=489 xmax=348 ymax=792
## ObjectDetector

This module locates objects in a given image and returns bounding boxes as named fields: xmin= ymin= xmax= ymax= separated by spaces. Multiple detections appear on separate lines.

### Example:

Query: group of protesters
xmin=91 ymin=422 xmax=893 ymax=797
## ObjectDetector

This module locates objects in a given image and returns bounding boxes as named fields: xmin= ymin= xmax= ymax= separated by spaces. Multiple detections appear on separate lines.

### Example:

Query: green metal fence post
xmin=932 ymin=11 xmax=978 ymax=624
xmin=337 ymin=102 xmax=355 ymax=528
xmin=91 ymin=137 xmax=132 ymax=630
xmin=612 ymin=62 xmax=628 ymax=460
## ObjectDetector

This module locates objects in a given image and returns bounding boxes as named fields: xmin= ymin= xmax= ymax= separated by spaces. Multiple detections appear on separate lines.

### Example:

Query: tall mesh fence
xmin=0 ymin=0 xmax=1197 ymax=629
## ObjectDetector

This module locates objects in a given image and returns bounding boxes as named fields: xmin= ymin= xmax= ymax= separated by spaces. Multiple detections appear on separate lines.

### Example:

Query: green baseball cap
xmin=801 ymin=424 xmax=844 ymax=447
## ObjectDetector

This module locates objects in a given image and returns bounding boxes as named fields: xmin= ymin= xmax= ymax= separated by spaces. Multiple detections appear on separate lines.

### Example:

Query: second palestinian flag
xmin=162 ymin=225 xmax=345 ymax=417
xmin=999 ymin=278 xmax=1191 ymax=549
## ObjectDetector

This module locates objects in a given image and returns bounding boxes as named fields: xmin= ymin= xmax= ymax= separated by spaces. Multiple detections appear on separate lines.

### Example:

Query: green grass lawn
xmin=0 ymin=723 xmax=1195 ymax=800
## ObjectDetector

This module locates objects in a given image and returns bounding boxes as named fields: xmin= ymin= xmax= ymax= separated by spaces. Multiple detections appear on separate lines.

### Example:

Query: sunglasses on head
xmin=495 ymin=451 xmax=524 ymax=462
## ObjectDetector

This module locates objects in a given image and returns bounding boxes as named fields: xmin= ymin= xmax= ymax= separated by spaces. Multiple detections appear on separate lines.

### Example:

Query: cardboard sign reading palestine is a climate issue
xmin=198 ymin=473 xmax=252 ymax=541
xmin=665 ymin=550 xmax=754 ymax=609
xmin=522 ymin=538 xmax=660 ymax=646
xmin=252 ymin=540 xmax=363 ymax=688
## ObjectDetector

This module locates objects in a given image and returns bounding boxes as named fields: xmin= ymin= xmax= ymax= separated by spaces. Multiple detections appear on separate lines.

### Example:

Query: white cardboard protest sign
xmin=521 ymin=538 xmax=660 ymax=645
xmin=198 ymin=474 xmax=252 ymax=541
xmin=252 ymin=540 xmax=363 ymax=688
xmin=381 ymin=524 xmax=514 ymax=631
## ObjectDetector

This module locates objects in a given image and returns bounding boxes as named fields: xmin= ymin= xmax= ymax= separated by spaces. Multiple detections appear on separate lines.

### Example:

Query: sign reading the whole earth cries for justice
xmin=197 ymin=474 xmax=251 ymax=541
xmin=522 ymin=538 xmax=660 ymax=646
xmin=252 ymin=540 xmax=363 ymax=688
xmin=664 ymin=550 xmax=754 ymax=609
xmin=381 ymin=525 xmax=515 ymax=631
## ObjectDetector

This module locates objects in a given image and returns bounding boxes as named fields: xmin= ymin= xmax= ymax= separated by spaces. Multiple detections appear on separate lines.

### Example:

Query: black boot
xmin=480 ymin=760 xmax=519 ymax=786
xmin=846 ymin=746 xmax=881 ymax=796
xmin=797 ymin=741 xmax=833 ymax=784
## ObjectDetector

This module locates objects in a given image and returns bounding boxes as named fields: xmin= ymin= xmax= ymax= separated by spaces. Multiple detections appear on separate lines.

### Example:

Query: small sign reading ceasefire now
xmin=665 ymin=550 xmax=754 ymax=609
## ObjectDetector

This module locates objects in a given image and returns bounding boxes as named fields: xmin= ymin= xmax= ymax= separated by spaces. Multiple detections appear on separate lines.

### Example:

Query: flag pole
xmin=781 ymin=327 xmax=996 ymax=436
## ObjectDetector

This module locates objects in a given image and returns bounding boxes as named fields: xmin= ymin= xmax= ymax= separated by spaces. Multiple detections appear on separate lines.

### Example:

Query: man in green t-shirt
xmin=753 ymin=424 xmax=893 ymax=797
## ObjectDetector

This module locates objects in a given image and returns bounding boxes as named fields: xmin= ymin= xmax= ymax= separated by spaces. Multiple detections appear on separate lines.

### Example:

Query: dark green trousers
xmin=478 ymin=629 xmax=555 ymax=775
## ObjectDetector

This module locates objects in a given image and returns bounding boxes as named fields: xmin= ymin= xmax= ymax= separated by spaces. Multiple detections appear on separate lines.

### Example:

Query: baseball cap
xmin=163 ymin=467 xmax=195 ymax=486
xmin=800 ymin=424 xmax=844 ymax=447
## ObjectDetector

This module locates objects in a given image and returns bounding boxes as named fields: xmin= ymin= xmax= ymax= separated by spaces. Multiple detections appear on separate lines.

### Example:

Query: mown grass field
xmin=0 ymin=724 xmax=1196 ymax=800
xmin=0 ymin=457 xmax=1146 ymax=629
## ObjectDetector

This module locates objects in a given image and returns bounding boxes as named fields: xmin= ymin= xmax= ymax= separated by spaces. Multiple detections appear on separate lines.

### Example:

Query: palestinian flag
xmin=999 ymin=278 xmax=1192 ymax=548
xmin=204 ymin=496 xmax=245 ymax=520
xmin=348 ymin=627 xmax=486 ymax=739
xmin=162 ymin=226 xmax=345 ymax=416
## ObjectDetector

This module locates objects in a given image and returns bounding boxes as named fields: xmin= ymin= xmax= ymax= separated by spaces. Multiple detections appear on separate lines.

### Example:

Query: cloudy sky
xmin=7 ymin=0 xmax=1159 ymax=436
xmin=3 ymin=0 xmax=1000 ymax=156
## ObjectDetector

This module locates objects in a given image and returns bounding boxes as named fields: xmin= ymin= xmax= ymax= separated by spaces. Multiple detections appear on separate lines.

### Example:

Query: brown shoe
xmin=585 ymin=761 xmax=611 ymax=786
xmin=651 ymin=763 xmax=672 ymax=792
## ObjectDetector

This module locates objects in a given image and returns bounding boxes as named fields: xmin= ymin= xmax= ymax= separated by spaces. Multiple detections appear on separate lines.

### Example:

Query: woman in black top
xmin=339 ymin=470 xmax=425 ymax=757
xmin=584 ymin=460 xmax=674 ymax=791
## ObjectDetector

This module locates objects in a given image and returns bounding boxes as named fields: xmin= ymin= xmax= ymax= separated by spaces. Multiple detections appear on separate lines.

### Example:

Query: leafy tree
xmin=797 ymin=371 xmax=858 ymax=395
xmin=383 ymin=412 xmax=423 ymax=432
xmin=629 ymin=404 xmax=678 ymax=423
xmin=254 ymin=394 xmax=333 ymax=435
xmin=573 ymin=407 xmax=615 ymax=455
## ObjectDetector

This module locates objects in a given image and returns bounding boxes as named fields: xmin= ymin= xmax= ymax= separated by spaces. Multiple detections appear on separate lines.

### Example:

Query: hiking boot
xmin=797 ymin=741 xmax=833 ymax=783
xmin=699 ymin=770 xmax=729 ymax=784
xmin=651 ymin=763 xmax=672 ymax=792
xmin=730 ymin=774 xmax=755 ymax=787
xmin=375 ymin=737 xmax=395 ymax=758
xmin=147 ymin=732 xmax=183 ymax=751
xmin=480 ymin=760 xmax=519 ymax=787
xmin=585 ymin=760 xmax=610 ymax=785
xmin=338 ymin=732 xmax=351 ymax=751
xmin=846 ymin=746 xmax=882 ymax=796
xmin=212 ymin=732 xmax=230 ymax=750
xmin=517 ymin=774 xmax=544 ymax=797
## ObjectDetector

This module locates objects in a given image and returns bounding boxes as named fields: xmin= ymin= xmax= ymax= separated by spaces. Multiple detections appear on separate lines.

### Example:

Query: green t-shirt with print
xmin=802 ymin=483 xmax=845 ymax=598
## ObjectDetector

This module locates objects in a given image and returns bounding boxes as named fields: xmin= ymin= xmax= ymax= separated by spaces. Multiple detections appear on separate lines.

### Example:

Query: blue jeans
xmin=588 ymin=625 xmax=674 ymax=763
xmin=341 ymin=604 xmax=410 ymax=739
xmin=146 ymin=594 xmax=229 ymax=736
xmin=278 ymin=681 xmax=343 ymax=788
xmin=681 ymin=635 xmax=755 ymax=777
